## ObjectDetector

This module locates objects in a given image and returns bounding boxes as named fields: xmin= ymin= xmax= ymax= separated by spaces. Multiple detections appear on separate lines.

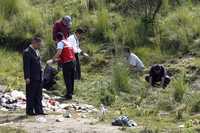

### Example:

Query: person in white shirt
xmin=67 ymin=28 xmax=88 ymax=80
xmin=123 ymin=47 xmax=144 ymax=72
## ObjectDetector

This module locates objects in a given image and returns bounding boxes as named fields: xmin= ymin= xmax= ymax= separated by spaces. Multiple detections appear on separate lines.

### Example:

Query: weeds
xmin=172 ymin=73 xmax=189 ymax=103
xmin=112 ymin=60 xmax=131 ymax=93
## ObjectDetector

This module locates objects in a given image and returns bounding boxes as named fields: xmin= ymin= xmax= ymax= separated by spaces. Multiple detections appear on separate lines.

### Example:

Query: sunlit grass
xmin=0 ymin=49 xmax=24 ymax=91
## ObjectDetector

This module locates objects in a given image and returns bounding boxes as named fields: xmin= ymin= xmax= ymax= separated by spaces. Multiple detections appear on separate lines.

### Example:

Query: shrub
xmin=172 ymin=73 xmax=189 ymax=103
xmin=159 ymin=6 xmax=200 ymax=54
xmin=134 ymin=47 xmax=167 ymax=65
xmin=0 ymin=0 xmax=28 ymax=19
xmin=99 ymin=80 xmax=116 ymax=106
xmin=190 ymin=93 xmax=200 ymax=113
xmin=112 ymin=60 xmax=131 ymax=93
xmin=100 ymin=87 xmax=116 ymax=106
xmin=0 ymin=0 xmax=43 ymax=50
xmin=157 ymin=98 xmax=174 ymax=111
xmin=92 ymin=8 xmax=110 ymax=42
xmin=115 ymin=18 xmax=138 ymax=47
xmin=191 ymin=100 xmax=200 ymax=113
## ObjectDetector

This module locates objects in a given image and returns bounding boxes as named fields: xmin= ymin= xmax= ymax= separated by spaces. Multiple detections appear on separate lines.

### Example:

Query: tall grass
xmin=112 ymin=59 xmax=131 ymax=93
xmin=0 ymin=49 xmax=24 ymax=90
xmin=171 ymin=73 xmax=189 ymax=103
xmin=0 ymin=0 xmax=28 ymax=19
xmin=92 ymin=7 xmax=110 ymax=42
xmin=115 ymin=18 xmax=138 ymax=47
xmin=159 ymin=6 xmax=200 ymax=54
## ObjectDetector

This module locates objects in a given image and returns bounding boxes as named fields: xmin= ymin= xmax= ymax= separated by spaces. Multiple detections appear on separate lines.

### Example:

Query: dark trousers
xmin=145 ymin=75 xmax=171 ymax=88
xmin=75 ymin=53 xmax=81 ymax=80
xmin=26 ymin=80 xmax=43 ymax=114
xmin=62 ymin=61 xmax=75 ymax=97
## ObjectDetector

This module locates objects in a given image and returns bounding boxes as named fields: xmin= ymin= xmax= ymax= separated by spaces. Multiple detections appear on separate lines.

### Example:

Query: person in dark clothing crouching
xmin=47 ymin=32 xmax=76 ymax=100
xmin=145 ymin=64 xmax=170 ymax=89
xmin=23 ymin=36 xmax=46 ymax=116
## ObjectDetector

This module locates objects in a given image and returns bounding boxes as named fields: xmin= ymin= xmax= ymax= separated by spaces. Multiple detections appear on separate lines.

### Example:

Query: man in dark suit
xmin=23 ymin=36 xmax=46 ymax=116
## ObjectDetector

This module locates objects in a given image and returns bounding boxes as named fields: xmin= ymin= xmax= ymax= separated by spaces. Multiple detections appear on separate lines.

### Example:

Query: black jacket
xmin=23 ymin=46 xmax=42 ymax=81
xmin=43 ymin=65 xmax=58 ymax=90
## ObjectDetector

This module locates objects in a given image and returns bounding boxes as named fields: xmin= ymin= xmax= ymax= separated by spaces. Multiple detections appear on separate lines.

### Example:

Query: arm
xmin=53 ymin=49 xmax=62 ymax=62
xmin=149 ymin=76 xmax=153 ymax=86
xmin=129 ymin=64 xmax=136 ymax=71
xmin=161 ymin=77 xmax=165 ymax=88
xmin=23 ymin=52 xmax=31 ymax=84
xmin=161 ymin=66 xmax=167 ymax=88
xmin=149 ymin=67 xmax=154 ymax=86
xmin=47 ymin=41 xmax=64 ymax=64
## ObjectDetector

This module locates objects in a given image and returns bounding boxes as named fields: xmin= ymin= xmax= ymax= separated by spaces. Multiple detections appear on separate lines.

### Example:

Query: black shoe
xmin=36 ymin=113 xmax=48 ymax=115
xmin=26 ymin=112 xmax=37 ymax=116
xmin=65 ymin=95 xmax=72 ymax=100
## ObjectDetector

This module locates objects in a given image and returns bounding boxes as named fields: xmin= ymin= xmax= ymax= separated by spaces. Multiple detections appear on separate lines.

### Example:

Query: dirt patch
xmin=1 ymin=114 xmax=125 ymax=133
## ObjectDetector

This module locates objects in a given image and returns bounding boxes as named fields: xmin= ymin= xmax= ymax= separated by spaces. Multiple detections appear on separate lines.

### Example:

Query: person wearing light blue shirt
xmin=123 ymin=47 xmax=144 ymax=72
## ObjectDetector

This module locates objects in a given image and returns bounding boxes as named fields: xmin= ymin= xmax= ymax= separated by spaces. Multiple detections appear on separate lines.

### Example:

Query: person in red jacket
xmin=53 ymin=16 xmax=72 ymax=41
xmin=47 ymin=32 xmax=76 ymax=100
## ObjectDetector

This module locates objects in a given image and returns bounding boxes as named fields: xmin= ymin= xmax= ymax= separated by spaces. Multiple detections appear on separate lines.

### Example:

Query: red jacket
xmin=59 ymin=40 xmax=75 ymax=64
xmin=53 ymin=20 xmax=70 ymax=41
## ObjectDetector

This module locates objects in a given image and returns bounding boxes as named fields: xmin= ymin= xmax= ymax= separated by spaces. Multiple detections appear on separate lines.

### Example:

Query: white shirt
xmin=67 ymin=34 xmax=82 ymax=54
xmin=30 ymin=45 xmax=40 ymax=57
xmin=128 ymin=53 xmax=144 ymax=70
xmin=56 ymin=40 xmax=74 ymax=50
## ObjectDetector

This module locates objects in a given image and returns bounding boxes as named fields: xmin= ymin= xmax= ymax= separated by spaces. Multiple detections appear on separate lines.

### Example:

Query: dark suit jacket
xmin=23 ymin=46 xmax=42 ymax=81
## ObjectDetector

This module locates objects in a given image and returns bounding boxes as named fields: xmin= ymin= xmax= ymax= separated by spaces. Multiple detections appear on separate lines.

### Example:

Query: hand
xmin=46 ymin=59 xmax=53 ymax=64
xmin=25 ymin=78 xmax=30 ymax=85
xmin=83 ymin=53 xmax=89 ymax=57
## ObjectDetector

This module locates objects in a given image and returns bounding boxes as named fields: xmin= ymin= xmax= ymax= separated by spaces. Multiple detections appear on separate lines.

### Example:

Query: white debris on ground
xmin=0 ymin=90 xmax=98 ymax=115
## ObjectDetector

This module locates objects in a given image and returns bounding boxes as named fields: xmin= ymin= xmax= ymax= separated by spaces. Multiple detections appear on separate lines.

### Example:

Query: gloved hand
xmin=46 ymin=59 xmax=54 ymax=65
xmin=83 ymin=53 xmax=89 ymax=57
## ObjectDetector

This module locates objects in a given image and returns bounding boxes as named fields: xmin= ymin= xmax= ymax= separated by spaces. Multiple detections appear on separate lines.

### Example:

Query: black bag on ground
xmin=43 ymin=65 xmax=58 ymax=90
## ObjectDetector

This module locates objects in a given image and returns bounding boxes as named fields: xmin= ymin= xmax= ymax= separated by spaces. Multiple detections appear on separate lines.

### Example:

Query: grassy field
xmin=0 ymin=49 xmax=24 ymax=91
xmin=0 ymin=0 xmax=200 ymax=132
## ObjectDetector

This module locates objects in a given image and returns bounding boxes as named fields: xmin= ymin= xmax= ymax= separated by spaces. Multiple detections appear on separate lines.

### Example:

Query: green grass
xmin=0 ymin=49 xmax=24 ymax=91
xmin=0 ymin=0 xmax=200 ymax=132
xmin=0 ymin=126 xmax=26 ymax=133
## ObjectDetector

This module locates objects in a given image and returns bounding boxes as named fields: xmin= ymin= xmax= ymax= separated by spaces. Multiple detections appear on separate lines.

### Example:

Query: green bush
xmin=134 ymin=47 xmax=167 ymax=65
xmin=0 ymin=0 xmax=43 ymax=50
xmin=191 ymin=100 xmax=200 ymax=113
xmin=159 ymin=6 xmax=200 ymax=54
xmin=0 ymin=49 xmax=24 ymax=90
xmin=172 ymin=73 xmax=189 ymax=103
xmin=112 ymin=60 xmax=131 ymax=93
xmin=92 ymin=8 xmax=110 ymax=42
xmin=100 ymin=87 xmax=116 ymax=106
xmin=115 ymin=18 xmax=138 ymax=47
xmin=98 ymin=80 xmax=116 ymax=106
xmin=0 ymin=0 xmax=28 ymax=19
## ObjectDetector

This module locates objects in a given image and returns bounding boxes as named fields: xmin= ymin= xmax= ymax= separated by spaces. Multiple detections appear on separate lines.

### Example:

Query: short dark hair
xmin=123 ymin=47 xmax=130 ymax=53
xmin=32 ymin=35 xmax=42 ymax=43
xmin=75 ymin=28 xmax=85 ymax=34
xmin=56 ymin=32 xmax=64 ymax=41
xmin=154 ymin=64 xmax=161 ymax=71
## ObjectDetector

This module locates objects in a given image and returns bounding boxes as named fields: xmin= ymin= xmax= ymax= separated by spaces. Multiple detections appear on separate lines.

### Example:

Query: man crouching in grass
xmin=123 ymin=47 xmax=145 ymax=72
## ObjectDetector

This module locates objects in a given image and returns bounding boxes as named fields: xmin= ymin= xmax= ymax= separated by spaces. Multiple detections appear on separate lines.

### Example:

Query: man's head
xmin=123 ymin=47 xmax=131 ymax=58
xmin=31 ymin=36 xmax=42 ymax=49
xmin=154 ymin=65 xmax=162 ymax=74
xmin=62 ymin=16 xmax=72 ymax=27
xmin=75 ymin=28 xmax=85 ymax=39
xmin=56 ymin=32 xmax=64 ymax=42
